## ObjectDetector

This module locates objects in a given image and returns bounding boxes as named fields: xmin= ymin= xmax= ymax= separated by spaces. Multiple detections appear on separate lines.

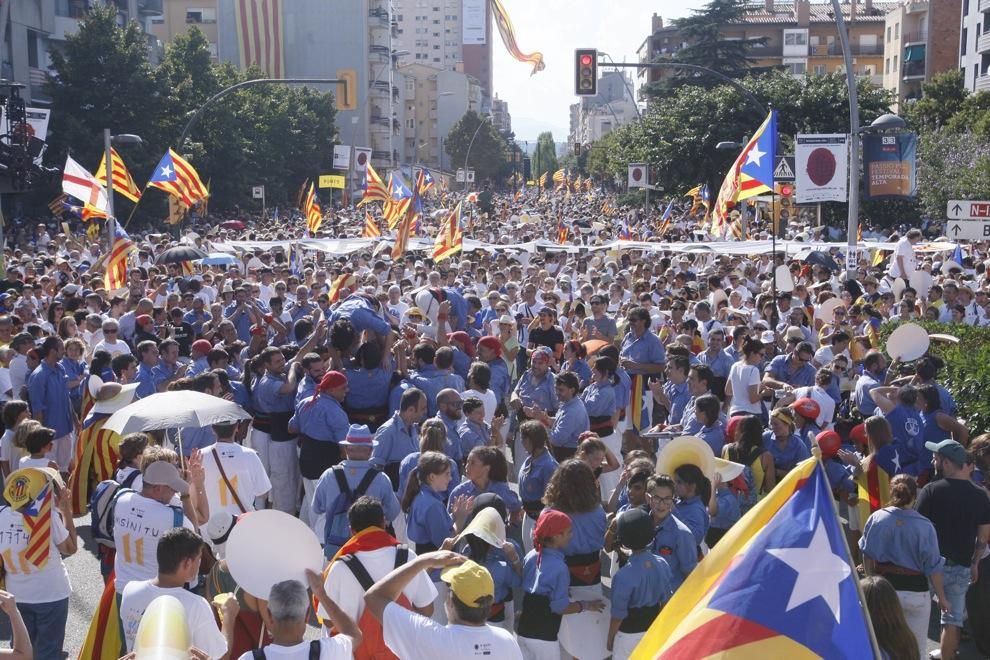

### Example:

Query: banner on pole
xmin=795 ymin=134 xmax=849 ymax=203
xmin=862 ymin=133 xmax=917 ymax=200
xmin=628 ymin=163 xmax=648 ymax=189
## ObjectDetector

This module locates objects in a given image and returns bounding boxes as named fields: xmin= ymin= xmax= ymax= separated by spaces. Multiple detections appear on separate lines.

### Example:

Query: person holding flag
xmin=0 ymin=467 xmax=78 ymax=659
xmin=711 ymin=110 xmax=776 ymax=238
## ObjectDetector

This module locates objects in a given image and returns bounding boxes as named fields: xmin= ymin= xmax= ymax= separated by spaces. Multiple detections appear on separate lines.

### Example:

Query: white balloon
xmin=225 ymin=510 xmax=324 ymax=600
xmin=886 ymin=322 xmax=930 ymax=362
xmin=774 ymin=264 xmax=795 ymax=293
xmin=133 ymin=595 xmax=190 ymax=660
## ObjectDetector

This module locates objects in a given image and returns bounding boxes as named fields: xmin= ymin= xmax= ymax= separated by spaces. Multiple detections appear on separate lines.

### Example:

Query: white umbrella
xmin=103 ymin=391 xmax=251 ymax=436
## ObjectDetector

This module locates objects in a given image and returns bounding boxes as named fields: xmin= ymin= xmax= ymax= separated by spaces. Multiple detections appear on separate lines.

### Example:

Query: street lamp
xmin=104 ymin=130 xmax=143 ymax=251
xmin=463 ymin=114 xmax=491 ymax=191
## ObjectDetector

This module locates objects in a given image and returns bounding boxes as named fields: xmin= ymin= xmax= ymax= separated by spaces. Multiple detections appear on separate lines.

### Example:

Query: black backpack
xmin=252 ymin=640 xmax=320 ymax=660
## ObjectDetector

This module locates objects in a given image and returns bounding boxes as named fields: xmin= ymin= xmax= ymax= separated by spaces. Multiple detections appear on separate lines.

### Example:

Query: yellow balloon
xmin=133 ymin=595 xmax=190 ymax=660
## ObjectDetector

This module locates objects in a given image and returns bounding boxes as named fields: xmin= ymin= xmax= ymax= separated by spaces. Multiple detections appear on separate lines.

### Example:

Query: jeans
xmin=941 ymin=563 xmax=971 ymax=628
xmin=16 ymin=597 xmax=68 ymax=660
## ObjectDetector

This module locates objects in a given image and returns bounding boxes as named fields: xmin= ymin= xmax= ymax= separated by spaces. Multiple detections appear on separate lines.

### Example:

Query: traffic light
xmin=336 ymin=69 xmax=358 ymax=111
xmin=575 ymin=49 xmax=598 ymax=96
xmin=773 ymin=182 xmax=795 ymax=234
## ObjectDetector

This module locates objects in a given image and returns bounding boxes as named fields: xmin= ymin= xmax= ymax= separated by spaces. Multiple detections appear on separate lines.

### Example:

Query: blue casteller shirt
xmin=710 ymin=487 xmax=741 ymax=530
xmin=59 ymin=357 xmax=86 ymax=405
xmin=611 ymin=550 xmax=674 ymax=620
xmin=448 ymin=479 xmax=522 ymax=514
xmin=519 ymin=451 xmax=558 ymax=506
xmin=397 ymin=452 xmax=459 ymax=503
xmin=522 ymin=547 xmax=570 ymax=615
xmin=487 ymin=358 xmax=510 ymax=403
xmin=697 ymin=348 xmax=734 ymax=378
xmin=344 ymin=366 xmax=392 ymax=409
xmin=566 ymin=359 xmax=592 ymax=388
xmin=288 ymin=394 xmax=349 ymax=443
xmin=614 ymin=368 xmax=631 ymax=412
xmin=550 ymin=398 xmax=590 ymax=450
xmin=312 ymin=459 xmax=399 ymax=522
xmin=651 ymin=513 xmax=698 ymax=589
xmin=252 ymin=374 xmax=295 ymax=413
xmin=151 ymin=362 xmax=178 ymax=392
xmin=409 ymin=365 xmax=462 ymax=417
xmin=765 ymin=354 xmax=816 ymax=388
xmin=372 ymin=413 xmax=419 ymax=468
xmin=674 ymin=495 xmax=710 ymax=545
xmin=883 ymin=404 xmax=924 ymax=475
xmin=223 ymin=303 xmax=254 ymax=342
xmin=763 ymin=430 xmax=811 ymax=473
xmin=295 ymin=375 xmax=317 ymax=406
xmin=581 ymin=381 xmax=616 ymax=418
xmin=135 ymin=363 xmax=157 ymax=400
xmin=407 ymin=485 xmax=453 ymax=548
xmin=560 ymin=506 xmax=607 ymax=556
xmin=698 ymin=421 xmax=725 ymax=456
xmin=435 ymin=412 xmax=464 ymax=463
xmin=457 ymin=418 xmax=491 ymax=458
xmin=514 ymin=370 xmax=558 ymax=412
xmin=27 ymin=362 xmax=74 ymax=438
xmin=663 ymin=381 xmax=690 ymax=425
xmin=620 ymin=330 xmax=667 ymax=372
xmin=330 ymin=295 xmax=391 ymax=338
xmin=859 ymin=506 xmax=945 ymax=576
xmin=451 ymin=348 xmax=472 ymax=381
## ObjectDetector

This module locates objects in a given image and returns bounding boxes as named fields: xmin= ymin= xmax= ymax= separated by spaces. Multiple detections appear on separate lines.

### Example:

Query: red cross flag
xmin=62 ymin=155 xmax=108 ymax=214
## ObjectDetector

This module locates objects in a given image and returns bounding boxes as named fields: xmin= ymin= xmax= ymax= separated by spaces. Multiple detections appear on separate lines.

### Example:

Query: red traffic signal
xmin=575 ymin=48 xmax=598 ymax=96
xmin=779 ymin=184 xmax=793 ymax=197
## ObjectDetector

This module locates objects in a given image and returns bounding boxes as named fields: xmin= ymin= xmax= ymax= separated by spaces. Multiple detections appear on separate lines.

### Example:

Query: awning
xmin=904 ymin=45 xmax=926 ymax=62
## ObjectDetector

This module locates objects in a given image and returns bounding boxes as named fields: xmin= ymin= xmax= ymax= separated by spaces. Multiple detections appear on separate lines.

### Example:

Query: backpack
xmin=252 ymin=640 xmax=320 ymax=660
xmin=338 ymin=547 xmax=411 ymax=660
xmin=324 ymin=467 xmax=380 ymax=557
xmin=89 ymin=469 xmax=141 ymax=549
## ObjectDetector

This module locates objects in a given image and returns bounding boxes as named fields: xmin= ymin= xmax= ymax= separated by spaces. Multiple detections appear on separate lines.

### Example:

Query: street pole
xmin=463 ymin=115 xmax=489 ymax=192
xmin=104 ymin=128 xmax=115 ymax=254
xmin=830 ymin=0 xmax=860 ymax=280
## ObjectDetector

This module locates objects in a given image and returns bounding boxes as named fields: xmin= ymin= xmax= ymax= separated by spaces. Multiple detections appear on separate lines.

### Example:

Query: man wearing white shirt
xmin=888 ymin=228 xmax=922 ymax=280
xmin=94 ymin=320 xmax=131 ymax=357
xmin=200 ymin=422 xmax=271 ymax=517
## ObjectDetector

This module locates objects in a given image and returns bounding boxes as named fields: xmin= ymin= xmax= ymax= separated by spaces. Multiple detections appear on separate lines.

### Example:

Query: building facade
xmin=399 ymin=62 xmax=481 ymax=172
xmin=1 ymin=0 xmax=163 ymax=104
xmin=148 ymin=0 xmax=219 ymax=60
xmin=568 ymin=71 xmax=638 ymax=146
xmin=882 ymin=0 xmax=960 ymax=107
xmin=635 ymin=14 xmax=686 ymax=90
xmin=959 ymin=0 xmax=990 ymax=91
xmin=491 ymin=93 xmax=510 ymax=135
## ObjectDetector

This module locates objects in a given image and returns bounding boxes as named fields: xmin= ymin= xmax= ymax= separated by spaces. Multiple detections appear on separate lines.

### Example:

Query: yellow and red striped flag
xmin=538 ymin=172 xmax=548 ymax=188
xmin=328 ymin=273 xmax=357 ymax=303
xmin=392 ymin=198 xmax=416 ymax=260
xmin=357 ymin=163 xmax=390 ymax=206
xmin=295 ymin=179 xmax=310 ymax=211
xmin=233 ymin=0 xmax=284 ymax=77
xmin=552 ymin=169 xmax=566 ymax=188
xmin=22 ymin=484 xmax=53 ymax=568
xmin=363 ymin=212 xmax=381 ymax=238
xmin=433 ymin=202 xmax=464 ymax=261
xmin=303 ymin=183 xmax=322 ymax=234
xmin=48 ymin=193 xmax=68 ymax=218
xmin=104 ymin=225 xmax=135 ymax=291
xmin=95 ymin=147 xmax=142 ymax=202
xmin=147 ymin=149 xmax=209 ymax=207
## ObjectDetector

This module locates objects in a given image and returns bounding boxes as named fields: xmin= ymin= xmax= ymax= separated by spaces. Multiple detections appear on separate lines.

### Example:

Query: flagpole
xmin=104 ymin=129 xmax=115 ymax=253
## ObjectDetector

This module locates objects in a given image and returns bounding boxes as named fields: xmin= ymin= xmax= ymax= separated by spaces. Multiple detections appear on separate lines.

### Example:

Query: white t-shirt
xmin=382 ymin=601 xmax=522 ymax=660
xmin=120 ymin=580 xmax=227 ymax=657
xmin=0 ymin=367 xmax=13 ymax=401
xmin=889 ymin=237 xmax=916 ymax=279
xmin=200 ymin=442 xmax=272 ymax=517
xmin=728 ymin=362 xmax=762 ymax=415
xmin=0 ymin=429 xmax=25 ymax=470
xmin=8 ymin=354 xmax=28 ymax=398
xmin=237 ymin=637 xmax=353 ymax=660
xmin=18 ymin=456 xmax=51 ymax=469
xmin=463 ymin=388 xmax=498 ymax=424
xmin=322 ymin=546 xmax=437 ymax=625
xmin=94 ymin=339 xmax=132 ymax=357
xmin=792 ymin=385 xmax=837 ymax=429
xmin=0 ymin=505 xmax=70 ymax=603
xmin=112 ymin=491 xmax=196 ymax=593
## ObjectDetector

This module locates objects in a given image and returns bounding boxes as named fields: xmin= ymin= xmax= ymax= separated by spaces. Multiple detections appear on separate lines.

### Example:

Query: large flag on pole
xmin=95 ymin=147 xmax=142 ymax=202
xmin=433 ymin=202 xmax=464 ymax=261
xmin=711 ymin=110 xmax=777 ymax=236
xmin=104 ymin=225 xmax=135 ymax=291
xmin=383 ymin=173 xmax=413 ymax=230
xmin=147 ymin=149 xmax=209 ymax=207
xmin=304 ymin=183 xmax=322 ymax=234
xmin=357 ymin=163 xmax=389 ymax=206
xmin=62 ymin=155 xmax=109 ymax=214
xmin=632 ymin=458 xmax=876 ymax=659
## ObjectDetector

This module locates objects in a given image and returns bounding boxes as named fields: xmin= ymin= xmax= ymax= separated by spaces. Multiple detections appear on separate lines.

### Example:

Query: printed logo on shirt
xmin=472 ymin=642 xmax=495 ymax=656
xmin=657 ymin=545 xmax=673 ymax=556
xmin=904 ymin=419 xmax=920 ymax=437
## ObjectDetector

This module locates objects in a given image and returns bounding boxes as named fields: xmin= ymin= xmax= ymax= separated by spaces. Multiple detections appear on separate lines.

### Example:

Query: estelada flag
xmin=357 ymin=163 xmax=389 ymax=206
xmin=855 ymin=444 xmax=898 ymax=524
xmin=633 ymin=458 xmax=876 ymax=659
xmin=147 ymin=149 xmax=209 ymax=207
xmin=433 ymin=202 xmax=464 ymax=261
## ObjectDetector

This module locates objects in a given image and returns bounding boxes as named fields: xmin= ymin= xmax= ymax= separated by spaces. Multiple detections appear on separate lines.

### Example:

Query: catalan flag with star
xmin=358 ymin=163 xmax=390 ymax=206
xmin=633 ymin=457 xmax=876 ymax=659
xmin=95 ymin=147 xmax=142 ymax=202
xmin=383 ymin=174 xmax=413 ymax=230
xmin=147 ymin=148 xmax=209 ymax=207
xmin=711 ymin=110 xmax=776 ymax=237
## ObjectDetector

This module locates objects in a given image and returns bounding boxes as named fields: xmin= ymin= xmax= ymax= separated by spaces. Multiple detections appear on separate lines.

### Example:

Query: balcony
xmin=137 ymin=0 xmax=162 ymax=15
xmin=824 ymin=43 xmax=884 ymax=55
xmin=979 ymin=31 xmax=990 ymax=53
xmin=748 ymin=45 xmax=784 ymax=57
xmin=976 ymin=74 xmax=990 ymax=91
xmin=369 ymin=7 xmax=389 ymax=27
xmin=370 ymin=113 xmax=391 ymax=127
xmin=982 ymin=0 xmax=990 ymax=13
xmin=902 ymin=31 xmax=928 ymax=45
xmin=902 ymin=60 xmax=926 ymax=79
xmin=29 ymin=68 xmax=50 ymax=103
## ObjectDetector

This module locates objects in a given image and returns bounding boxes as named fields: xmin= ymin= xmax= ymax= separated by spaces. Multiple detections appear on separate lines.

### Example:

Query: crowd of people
xmin=0 ymin=186 xmax=983 ymax=660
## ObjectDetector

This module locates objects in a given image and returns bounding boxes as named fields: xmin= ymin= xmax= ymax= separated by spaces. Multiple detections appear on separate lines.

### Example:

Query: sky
xmin=491 ymin=0 xmax=702 ymax=143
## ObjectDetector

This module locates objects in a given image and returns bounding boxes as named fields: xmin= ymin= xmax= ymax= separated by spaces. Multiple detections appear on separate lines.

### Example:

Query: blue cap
xmin=339 ymin=424 xmax=377 ymax=447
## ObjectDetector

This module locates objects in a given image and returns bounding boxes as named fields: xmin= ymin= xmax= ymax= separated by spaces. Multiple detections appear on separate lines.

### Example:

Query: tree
xmin=903 ymin=70 xmax=969 ymax=133
xmin=444 ymin=111 xmax=508 ymax=183
xmin=671 ymin=0 xmax=767 ymax=80
xmin=916 ymin=129 xmax=990 ymax=220
xmin=531 ymin=132 xmax=558 ymax=180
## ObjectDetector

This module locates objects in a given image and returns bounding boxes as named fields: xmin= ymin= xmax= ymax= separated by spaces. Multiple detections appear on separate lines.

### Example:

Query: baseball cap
xmin=3 ymin=467 xmax=62 ymax=510
xmin=142 ymin=461 xmax=190 ymax=495
xmin=206 ymin=511 xmax=238 ymax=560
xmin=440 ymin=559 xmax=494 ymax=607
xmin=925 ymin=439 xmax=967 ymax=467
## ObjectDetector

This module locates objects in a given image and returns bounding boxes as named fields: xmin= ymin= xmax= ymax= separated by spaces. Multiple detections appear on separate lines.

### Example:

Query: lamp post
xmin=463 ymin=114 xmax=491 ymax=191
xmin=104 ymin=130 xmax=142 ymax=253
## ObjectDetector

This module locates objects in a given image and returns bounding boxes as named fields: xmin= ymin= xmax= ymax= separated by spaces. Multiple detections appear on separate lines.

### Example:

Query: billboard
xmin=862 ymin=133 xmax=917 ymax=200
xmin=462 ymin=0 xmax=487 ymax=45
xmin=795 ymin=134 xmax=849 ymax=203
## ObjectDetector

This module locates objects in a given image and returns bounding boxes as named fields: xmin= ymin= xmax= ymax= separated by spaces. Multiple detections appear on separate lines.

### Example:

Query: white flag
xmin=62 ymin=155 xmax=108 ymax=213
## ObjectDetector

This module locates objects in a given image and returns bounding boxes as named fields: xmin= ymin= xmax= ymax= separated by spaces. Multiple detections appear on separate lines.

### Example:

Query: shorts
xmin=941 ymin=563 xmax=971 ymax=628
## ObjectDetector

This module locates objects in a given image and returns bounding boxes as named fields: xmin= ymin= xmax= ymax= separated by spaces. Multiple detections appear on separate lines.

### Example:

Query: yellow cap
xmin=440 ymin=559 xmax=494 ymax=607
xmin=3 ymin=468 xmax=60 ymax=510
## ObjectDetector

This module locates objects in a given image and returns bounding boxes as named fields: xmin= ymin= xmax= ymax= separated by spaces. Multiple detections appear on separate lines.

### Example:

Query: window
xmin=885 ymin=57 xmax=890 ymax=74
xmin=787 ymin=61 xmax=807 ymax=75
xmin=962 ymin=27 xmax=968 ymax=56
xmin=964 ymin=0 xmax=970 ymax=14
xmin=208 ymin=43 xmax=218 ymax=58
xmin=784 ymin=32 xmax=808 ymax=45
xmin=186 ymin=8 xmax=216 ymax=24
xmin=893 ymin=55 xmax=898 ymax=71
xmin=26 ymin=31 xmax=38 ymax=68
xmin=433 ymin=57 xmax=440 ymax=62
xmin=814 ymin=64 xmax=826 ymax=75
xmin=886 ymin=26 xmax=891 ymax=43
xmin=151 ymin=15 xmax=165 ymax=24
xmin=894 ymin=22 xmax=900 ymax=39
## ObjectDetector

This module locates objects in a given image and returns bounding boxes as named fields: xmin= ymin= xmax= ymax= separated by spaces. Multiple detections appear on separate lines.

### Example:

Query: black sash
xmin=522 ymin=499 xmax=543 ymax=520
xmin=517 ymin=593 xmax=562 ymax=641
xmin=253 ymin=410 xmax=295 ymax=442
xmin=565 ymin=550 xmax=602 ymax=586
xmin=345 ymin=405 xmax=389 ymax=432
xmin=618 ymin=603 xmax=662 ymax=633
xmin=383 ymin=462 xmax=402 ymax=491
xmin=588 ymin=414 xmax=614 ymax=437
xmin=298 ymin=435 xmax=341 ymax=480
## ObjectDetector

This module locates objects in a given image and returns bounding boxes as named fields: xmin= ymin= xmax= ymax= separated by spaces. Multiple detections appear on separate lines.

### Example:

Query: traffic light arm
xmin=177 ymin=78 xmax=344 ymax=149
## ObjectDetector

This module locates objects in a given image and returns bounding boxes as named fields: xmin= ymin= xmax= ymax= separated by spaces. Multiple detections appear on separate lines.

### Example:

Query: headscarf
xmin=532 ymin=509 xmax=571 ymax=568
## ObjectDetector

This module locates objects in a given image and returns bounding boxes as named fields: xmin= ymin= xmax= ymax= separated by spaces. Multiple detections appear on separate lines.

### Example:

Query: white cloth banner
xmin=795 ymin=134 xmax=849 ymax=203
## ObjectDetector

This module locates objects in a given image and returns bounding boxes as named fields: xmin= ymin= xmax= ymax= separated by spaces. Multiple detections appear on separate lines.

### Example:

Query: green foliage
xmin=879 ymin=321 xmax=990 ymax=436
xmin=903 ymin=70 xmax=968 ymax=133
xmin=531 ymin=132 xmax=559 ymax=180
xmin=43 ymin=10 xmax=337 ymax=222
xmin=671 ymin=0 xmax=768 ymax=81
xmin=916 ymin=130 xmax=990 ymax=220
xmin=444 ymin=111 xmax=509 ymax=183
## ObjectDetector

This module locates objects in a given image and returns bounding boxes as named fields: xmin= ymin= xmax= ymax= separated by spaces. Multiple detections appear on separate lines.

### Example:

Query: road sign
xmin=947 ymin=200 xmax=990 ymax=220
xmin=251 ymin=186 xmax=264 ymax=199
xmin=773 ymin=155 xmax=795 ymax=181
xmin=946 ymin=220 xmax=990 ymax=240
xmin=332 ymin=145 xmax=350 ymax=170
xmin=319 ymin=174 xmax=345 ymax=189
xmin=455 ymin=169 xmax=475 ymax=183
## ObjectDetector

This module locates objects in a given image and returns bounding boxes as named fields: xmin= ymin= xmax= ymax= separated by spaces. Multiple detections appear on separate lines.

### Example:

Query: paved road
xmin=0 ymin=513 xmax=980 ymax=658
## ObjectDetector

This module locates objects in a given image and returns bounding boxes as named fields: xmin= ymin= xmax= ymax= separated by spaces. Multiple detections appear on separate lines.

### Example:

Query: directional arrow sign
xmin=946 ymin=221 xmax=990 ymax=240
xmin=947 ymin=200 xmax=990 ymax=220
